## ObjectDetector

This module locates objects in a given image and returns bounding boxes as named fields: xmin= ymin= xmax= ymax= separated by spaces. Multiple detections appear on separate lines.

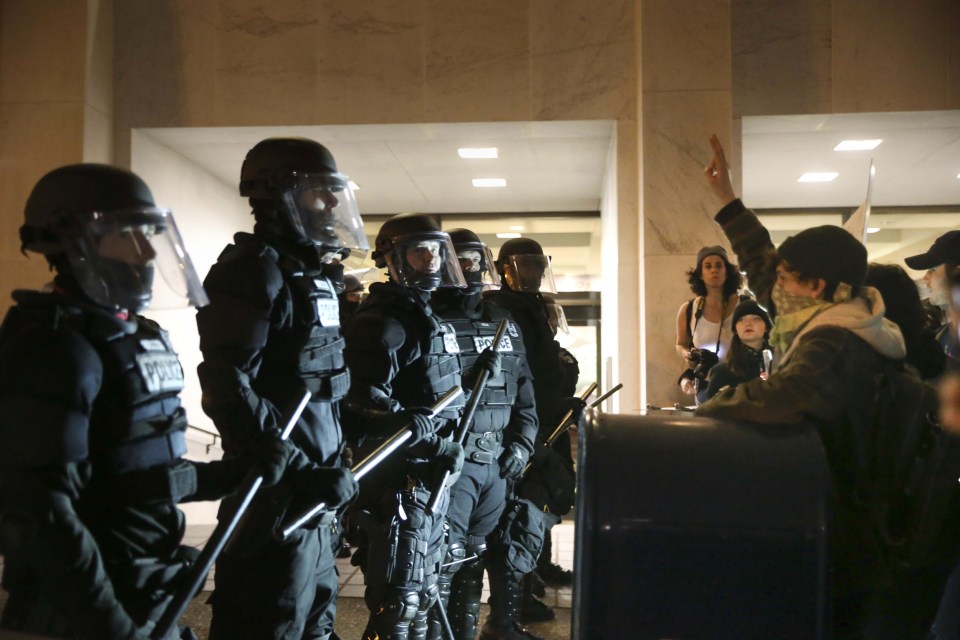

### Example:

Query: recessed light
xmin=459 ymin=147 xmax=499 ymax=159
xmin=496 ymin=232 xmax=522 ymax=239
xmin=348 ymin=180 xmax=360 ymax=191
xmin=509 ymin=225 xmax=525 ymax=231
xmin=867 ymin=227 xmax=880 ymax=234
xmin=797 ymin=172 xmax=839 ymax=183
xmin=473 ymin=178 xmax=507 ymax=188
xmin=956 ymin=172 xmax=960 ymax=179
xmin=834 ymin=139 xmax=882 ymax=151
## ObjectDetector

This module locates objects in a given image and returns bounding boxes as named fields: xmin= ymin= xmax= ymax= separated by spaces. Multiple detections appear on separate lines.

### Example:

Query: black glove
xmin=291 ymin=466 xmax=359 ymax=510
xmin=386 ymin=407 xmax=436 ymax=446
xmin=560 ymin=396 xmax=587 ymax=424
xmin=242 ymin=428 xmax=295 ymax=487
xmin=432 ymin=437 xmax=465 ymax=474
xmin=499 ymin=442 xmax=530 ymax=479
xmin=474 ymin=347 xmax=502 ymax=380
xmin=530 ymin=443 xmax=551 ymax=467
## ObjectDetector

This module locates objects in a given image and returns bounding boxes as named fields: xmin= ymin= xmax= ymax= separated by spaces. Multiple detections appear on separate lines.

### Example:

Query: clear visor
xmin=545 ymin=301 xmax=570 ymax=336
xmin=280 ymin=173 xmax=368 ymax=253
xmin=386 ymin=234 xmax=467 ymax=291
xmin=457 ymin=244 xmax=501 ymax=288
xmin=503 ymin=254 xmax=557 ymax=293
xmin=64 ymin=208 xmax=208 ymax=312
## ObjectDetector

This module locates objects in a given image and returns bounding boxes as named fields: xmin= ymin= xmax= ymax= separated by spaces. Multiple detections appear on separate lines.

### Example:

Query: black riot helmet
xmin=448 ymin=228 xmax=501 ymax=291
xmin=20 ymin=164 xmax=208 ymax=312
xmin=496 ymin=237 xmax=557 ymax=293
xmin=239 ymin=137 xmax=368 ymax=255
xmin=373 ymin=213 xmax=466 ymax=292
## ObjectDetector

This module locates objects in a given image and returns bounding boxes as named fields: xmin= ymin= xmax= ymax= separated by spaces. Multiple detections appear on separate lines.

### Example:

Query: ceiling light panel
xmin=473 ymin=178 xmax=507 ymax=188
xmin=458 ymin=147 xmax=499 ymax=159
xmin=797 ymin=172 xmax=839 ymax=183
xmin=834 ymin=139 xmax=883 ymax=151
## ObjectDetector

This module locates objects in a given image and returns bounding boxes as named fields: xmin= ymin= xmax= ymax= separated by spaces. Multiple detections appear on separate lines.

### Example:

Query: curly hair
xmin=686 ymin=254 xmax=742 ymax=297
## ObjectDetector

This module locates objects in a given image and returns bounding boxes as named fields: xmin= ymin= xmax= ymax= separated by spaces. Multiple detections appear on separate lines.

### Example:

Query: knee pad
xmin=418 ymin=577 xmax=440 ymax=613
xmin=365 ymin=586 xmax=419 ymax=625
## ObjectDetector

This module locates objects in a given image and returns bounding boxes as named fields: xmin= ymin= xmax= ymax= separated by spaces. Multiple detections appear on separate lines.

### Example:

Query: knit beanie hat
xmin=778 ymin=226 xmax=867 ymax=299
xmin=732 ymin=298 xmax=772 ymax=331
xmin=696 ymin=245 xmax=728 ymax=267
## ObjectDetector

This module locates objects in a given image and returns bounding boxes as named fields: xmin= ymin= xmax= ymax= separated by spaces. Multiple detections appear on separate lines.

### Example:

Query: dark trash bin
xmin=573 ymin=410 xmax=831 ymax=639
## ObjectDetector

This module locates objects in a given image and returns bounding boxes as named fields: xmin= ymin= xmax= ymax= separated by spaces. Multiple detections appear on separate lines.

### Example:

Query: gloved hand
xmin=499 ymin=442 xmax=531 ymax=479
xmin=432 ymin=438 xmax=465 ymax=474
xmin=474 ymin=347 xmax=502 ymax=380
xmin=386 ymin=407 xmax=437 ymax=446
xmin=292 ymin=466 xmax=359 ymax=510
xmin=529 ymin=443 xmax=552 ymax=468
xmin=560 ymin=396 xmax=587 ymax=424
xmin=242 ymin=428 xmax=295 ymax=487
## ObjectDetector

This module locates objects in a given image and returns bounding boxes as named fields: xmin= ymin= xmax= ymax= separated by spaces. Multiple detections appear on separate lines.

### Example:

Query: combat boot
xmin=481 ymin=566 xmax=544 ymax=640
xmin=518 ymin=574 xmax=555 ymax=623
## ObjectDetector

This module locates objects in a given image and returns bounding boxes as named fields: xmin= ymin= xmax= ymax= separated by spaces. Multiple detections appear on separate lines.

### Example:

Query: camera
xmin=689 ymin=348 xmax=719 ymax=381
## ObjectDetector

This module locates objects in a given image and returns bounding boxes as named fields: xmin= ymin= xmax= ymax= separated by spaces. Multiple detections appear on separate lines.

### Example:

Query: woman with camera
xmin=676 ymin=245 xmax=743 ymax=401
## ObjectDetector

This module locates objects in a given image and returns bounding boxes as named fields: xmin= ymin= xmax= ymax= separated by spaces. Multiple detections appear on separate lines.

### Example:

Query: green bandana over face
xmin=768 ymin=283 xmax=833 ymax=355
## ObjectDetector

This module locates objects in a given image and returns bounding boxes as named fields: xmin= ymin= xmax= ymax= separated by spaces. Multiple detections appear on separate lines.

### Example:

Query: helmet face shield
xmin=545 ymin=300 xmax=570 ymax=336
xmin=279 ymin=173 xmax=368 ymax=253
xmin=385 ymin=233 xmax=466 ymax=291
xmin=503 ymin=254 xmax=557 ymax=293
xmin=457 ymin=243 xmax=501 ymax=289
xmin=64 ymin=208 xmax=208 ymax=312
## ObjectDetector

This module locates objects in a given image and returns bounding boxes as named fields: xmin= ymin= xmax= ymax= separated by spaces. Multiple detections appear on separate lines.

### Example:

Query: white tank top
xmin=688 ymin=298 xmax=733 ymax=360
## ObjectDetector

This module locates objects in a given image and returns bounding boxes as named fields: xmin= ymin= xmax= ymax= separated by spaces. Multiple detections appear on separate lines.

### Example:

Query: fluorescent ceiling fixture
xmin=496 ymin=232 xmax=522 ymax=239
xmin=458 ymin=147 xmax=499 ymax=159
xmin=867 ymin=227 xmax=881 ymax=234
xmin=797 ymin=172 xmax=839 ymax=183
xmin=509 ymin=225 xmax=525 ymax=231
xmin=473 ymin=178 xmax=507 ymax=188
xmin=833 ymin=139 xmax=883 ymax=151
xmin=348 ymin=180 xmax=360 ymax=191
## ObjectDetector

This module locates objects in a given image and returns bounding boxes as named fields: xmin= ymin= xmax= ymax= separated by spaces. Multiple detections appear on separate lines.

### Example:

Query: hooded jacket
xmin=696 ymin=200 xmax=907 ymax=596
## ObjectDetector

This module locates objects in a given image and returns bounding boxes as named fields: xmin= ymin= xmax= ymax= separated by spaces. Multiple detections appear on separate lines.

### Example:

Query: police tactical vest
xmin=442 ymin=315 xmax=525 ymax=433
xmin=73 ymin=313 xmax=188 ymax=476
xmin=485 ymin=290 xmax=564 ymax=422
xmin=363 ymin=284 xmax=465 ymax=421
xmin=259 ymin=257 xmax=350 ymax=402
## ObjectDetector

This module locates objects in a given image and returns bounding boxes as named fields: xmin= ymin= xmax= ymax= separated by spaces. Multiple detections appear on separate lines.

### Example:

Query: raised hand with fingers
xmin=705 ymin=134 xmax=737 ymax=206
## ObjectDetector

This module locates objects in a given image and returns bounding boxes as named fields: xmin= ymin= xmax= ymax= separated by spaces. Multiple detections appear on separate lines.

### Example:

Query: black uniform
xmin=198 ymin=230 xmax=348 ymax=640
xmin=483 ymin=288 xmax=574 ymax=626
xmin=343 ymin=281 xmax=466 ymax=640
xmin=428 ymin=290 xmax=538 ymax=639
xmin=0 ymin=292 xmax=248 ymax=639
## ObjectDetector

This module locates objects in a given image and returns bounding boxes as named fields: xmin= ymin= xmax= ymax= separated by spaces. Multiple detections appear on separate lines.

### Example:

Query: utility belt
xmin=303 ymin=369 xmax=351 ymax=400
xmin=462 ymin=430 xmax=504 ymax=465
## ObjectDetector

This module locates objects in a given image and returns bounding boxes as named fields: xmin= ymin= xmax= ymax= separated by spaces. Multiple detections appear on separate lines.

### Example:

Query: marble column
xmin=640 ymin=0 xmax=734 ymax=407
xmin=0 ymin=0 xmax=113 ymax=316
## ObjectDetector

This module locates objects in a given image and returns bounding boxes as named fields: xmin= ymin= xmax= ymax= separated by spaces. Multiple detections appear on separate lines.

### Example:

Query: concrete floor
xmin=0 ymin=520 xmax=576 ymax=639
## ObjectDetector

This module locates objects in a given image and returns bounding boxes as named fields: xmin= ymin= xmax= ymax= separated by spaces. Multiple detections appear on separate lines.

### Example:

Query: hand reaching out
xmin=704 ymin=134 xmax=737 ymax=206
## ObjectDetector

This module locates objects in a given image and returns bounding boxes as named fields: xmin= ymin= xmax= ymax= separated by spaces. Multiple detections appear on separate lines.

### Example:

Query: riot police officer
xmin=484 ymin=238 xmax=584 ymax=624
xmin=341 ymin=213 xmax=470 ymax=640
xmin=0 ymin=164 xmax=290 ymax=639
xmin=196 ymin=138 xmax=363 ymax=640
xmin=426 ymin=229 xmax=539 ymax=640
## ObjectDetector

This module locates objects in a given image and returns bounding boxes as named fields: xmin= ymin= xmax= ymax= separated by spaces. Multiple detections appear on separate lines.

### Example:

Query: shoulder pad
xmin=204 ymin=238 xmax=284 ymax=309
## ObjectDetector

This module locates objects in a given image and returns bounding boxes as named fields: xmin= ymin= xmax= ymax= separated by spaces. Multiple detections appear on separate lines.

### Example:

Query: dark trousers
xmin=210 ymin=513 xmax=338 ymax=640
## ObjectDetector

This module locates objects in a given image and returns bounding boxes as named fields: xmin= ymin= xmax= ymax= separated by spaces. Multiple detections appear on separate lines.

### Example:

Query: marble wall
xmin=2 ymin=0 xmax=959 ymax=412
